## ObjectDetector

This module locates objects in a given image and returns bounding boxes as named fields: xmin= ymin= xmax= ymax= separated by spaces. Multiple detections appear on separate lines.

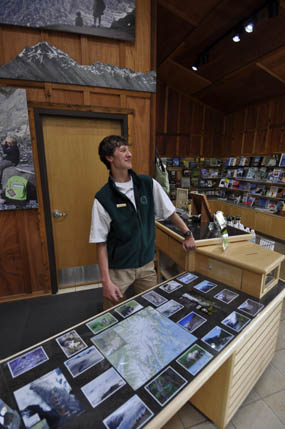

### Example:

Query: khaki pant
xmin=104 ymin=260 xmax=157 ymax=309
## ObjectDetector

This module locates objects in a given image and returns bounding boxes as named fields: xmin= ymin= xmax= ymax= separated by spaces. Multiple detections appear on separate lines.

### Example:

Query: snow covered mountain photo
xmin=0 ymin=0 xmax=136 ymax=41
xmin=0 ymin=42 xmax=156 ymax=92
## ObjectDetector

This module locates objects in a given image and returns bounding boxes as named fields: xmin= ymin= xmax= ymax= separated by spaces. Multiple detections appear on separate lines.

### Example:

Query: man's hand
xmin=183 ymin=234 xmax=196 ymax=252
xmin=102 ymin=279 xmax=123 ymax=303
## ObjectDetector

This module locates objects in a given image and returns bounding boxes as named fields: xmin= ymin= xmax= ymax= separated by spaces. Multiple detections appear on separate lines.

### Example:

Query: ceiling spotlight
xmin=192 ymin=59 xmax=200 ymax=71
xmin=232 ymin=32 xmax=241 ymax=43
xmin=244 ymin=22 xmax=254 ymax=33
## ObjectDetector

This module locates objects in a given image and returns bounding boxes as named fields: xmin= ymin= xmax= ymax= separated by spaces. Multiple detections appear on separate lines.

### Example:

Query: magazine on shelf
xmin=251 ymin=156 xmax=262 ymax=167
xmin=246 ymin=167 xmax=257 ymax=179
xmin=241 ymin=193 xmax=249 ymax=205
xmin=262 ymin=155 xmax=278 ymax=167
xmin=255 ymin=167 xmax=267 ymax=181
xmin=279 ymin=153 xmax=285 ymax=167
xmin=232 ymin=180 xmax=240 ymax=189
xmin=255 ymin=184 xmax=266 ymax=195
xmin=266 ymin=186 xmax=278 ymax=197
xmin=236 ymin=168 xmax=244 ymax=177
xmin=247 ymin=196 xmax=255 ymax=207
xmin=181 ymin=176 xmax=191 ymax=188
xmin=239 ymin=156 xmax=250 ymax=166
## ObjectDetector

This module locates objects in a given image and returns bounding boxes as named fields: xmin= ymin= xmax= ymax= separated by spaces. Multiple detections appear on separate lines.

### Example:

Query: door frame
xmin=34 ymin=108 xmax=128 ymax=293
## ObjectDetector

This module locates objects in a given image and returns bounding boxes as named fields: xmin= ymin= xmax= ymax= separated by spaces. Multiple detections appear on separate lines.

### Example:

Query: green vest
xmin=96 ymin=170 xmax=155 ymax=269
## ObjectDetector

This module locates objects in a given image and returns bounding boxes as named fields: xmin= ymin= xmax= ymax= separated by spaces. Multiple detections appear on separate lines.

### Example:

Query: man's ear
xmin=106 ymin=155 xmax=113 ymax=164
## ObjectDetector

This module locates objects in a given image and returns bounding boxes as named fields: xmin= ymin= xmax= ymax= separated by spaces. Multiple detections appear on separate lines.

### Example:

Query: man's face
xmin=108 ymin=144 xmax=132 ymax=170
xmin=4 ymin=138 xmax=13 ymax=146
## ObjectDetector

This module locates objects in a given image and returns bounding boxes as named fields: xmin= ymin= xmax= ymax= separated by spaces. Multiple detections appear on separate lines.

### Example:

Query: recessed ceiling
xmin=157 ymin=0 xmax=285 ymax=113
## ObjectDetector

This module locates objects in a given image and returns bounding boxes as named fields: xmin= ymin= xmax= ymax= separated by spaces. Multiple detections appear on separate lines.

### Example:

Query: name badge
xmin=116 ymin=203 xmax=127 ymax=208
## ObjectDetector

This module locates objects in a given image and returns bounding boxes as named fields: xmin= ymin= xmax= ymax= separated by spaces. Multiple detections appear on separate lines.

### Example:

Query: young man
xmin=89 ymin=135 xmax=196 ymax=307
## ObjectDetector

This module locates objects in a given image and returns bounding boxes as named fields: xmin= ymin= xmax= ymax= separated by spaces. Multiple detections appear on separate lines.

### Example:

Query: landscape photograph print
xmin=0 ymin=88 xmax=38 ymax=211
xmin=0 ymin=0 xmax=136 ymax=42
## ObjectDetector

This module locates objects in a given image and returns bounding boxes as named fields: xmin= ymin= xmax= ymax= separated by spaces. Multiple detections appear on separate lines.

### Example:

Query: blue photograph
xmin=194 ymin=280 xmax=217 ymax=294
xmin=64 ymin=346 xmax=104 ymax=378
xmin=202 ymin=326 xmax=234 ymax=352
xmin=8 ymin=346 xmax=48 ymax=378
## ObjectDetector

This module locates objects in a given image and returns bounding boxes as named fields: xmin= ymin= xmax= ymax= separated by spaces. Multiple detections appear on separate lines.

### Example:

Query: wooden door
xmin=42 ymin=116 xmax=122 ymax=286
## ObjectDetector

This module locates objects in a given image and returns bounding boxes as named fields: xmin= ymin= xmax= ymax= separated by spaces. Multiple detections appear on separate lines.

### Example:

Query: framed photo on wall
xmin=0 ymin=0 xmax=136 ymax=42
xmin=0 ymin=88 xmax=38 ymax=211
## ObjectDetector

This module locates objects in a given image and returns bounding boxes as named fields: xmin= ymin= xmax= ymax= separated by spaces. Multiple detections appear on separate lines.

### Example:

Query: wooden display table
xmin=195 ymin=241 xmax=284 ymax=298
xmin=0 ymin=276 xmax=284 ymax=429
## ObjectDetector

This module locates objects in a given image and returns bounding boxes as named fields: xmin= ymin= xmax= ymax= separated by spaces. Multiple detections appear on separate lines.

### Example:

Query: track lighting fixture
xmin=200 ymin=51 xmax=209 ymax=65
xmin=191 ymin=0 xmax=277 ymax=72
xmin=267 ymin=0 xmax=279 ymax=17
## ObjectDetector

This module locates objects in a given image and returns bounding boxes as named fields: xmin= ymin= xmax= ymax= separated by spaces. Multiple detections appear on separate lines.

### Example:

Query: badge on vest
xmin=116 ymin=203 xmax=127 ymax=208
xmin=140 ymin=195 xmax=148 ymax=205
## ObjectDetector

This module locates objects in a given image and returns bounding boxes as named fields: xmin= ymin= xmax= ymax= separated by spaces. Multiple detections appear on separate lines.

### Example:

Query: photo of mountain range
xmin=0 ymin=42 xmax=156 ymax=93
xmin=0 ymin=0 xmax=136 ymax=41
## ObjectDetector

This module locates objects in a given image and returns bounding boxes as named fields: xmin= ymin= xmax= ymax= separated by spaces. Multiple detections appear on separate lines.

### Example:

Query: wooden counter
xmin=155 ymin=220 xmax=254 ymax=275
xmin=195 ymin=241 xmax=284 ymax=298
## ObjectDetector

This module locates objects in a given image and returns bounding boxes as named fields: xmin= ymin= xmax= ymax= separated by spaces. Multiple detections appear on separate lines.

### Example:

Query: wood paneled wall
xmin=0 ymin=0 xmax=153 ymax=301
xmin=156 ymin=81 xmax=285 ymax=158
xmin=156 ymin=81 xmax=224 ymax=157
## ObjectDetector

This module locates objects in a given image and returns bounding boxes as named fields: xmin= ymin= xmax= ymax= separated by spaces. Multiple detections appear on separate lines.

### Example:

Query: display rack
xmin=165 ymin=157 xmax=223 ymax=201
xmin=217 ymin=154 xmax=285 ymax=213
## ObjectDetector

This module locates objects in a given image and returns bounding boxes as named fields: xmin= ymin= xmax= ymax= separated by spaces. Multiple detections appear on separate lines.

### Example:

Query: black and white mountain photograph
xmin=0 ymin=88 xmax=38 ymax=211
xmin=0 ymin=0 xmax=136 ymax=42
xmin=0 ymin=42 xmax=156 ymax=93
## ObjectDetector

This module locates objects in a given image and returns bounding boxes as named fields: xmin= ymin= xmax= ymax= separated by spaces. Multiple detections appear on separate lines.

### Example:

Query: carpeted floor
xmin=0 ymin=288 xmax=103 ymax=360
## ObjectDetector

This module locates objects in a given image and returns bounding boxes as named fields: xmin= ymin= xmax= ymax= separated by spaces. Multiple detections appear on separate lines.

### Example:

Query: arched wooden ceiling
xmin=157 ymin=0 xmax=285 ymax=113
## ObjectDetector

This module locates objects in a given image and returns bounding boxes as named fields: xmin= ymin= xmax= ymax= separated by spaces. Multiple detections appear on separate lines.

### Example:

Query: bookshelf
xmin=164 ymin=157 xmax=223 ymax=201
xmin=217 ymin=154 xmax=285 ymax=214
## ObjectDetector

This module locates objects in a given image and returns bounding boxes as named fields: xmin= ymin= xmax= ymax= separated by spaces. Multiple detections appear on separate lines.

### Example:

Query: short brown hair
xmin=98 ymin=135 xmax=128 ymax=169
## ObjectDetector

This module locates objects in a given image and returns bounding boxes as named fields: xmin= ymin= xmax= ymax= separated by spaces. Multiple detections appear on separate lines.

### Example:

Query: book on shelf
xmin=181 ymin=176 xmax=191 ymax=188
xmin=239 ymin=156 xmax=250 ymax=166
xmin=225 ymin=157 xmax=237 ymax=166
xmin=208 ymin=168 xmax=219 ymax=177
xmin=265 ymin=200 xmax=278 ymax=212
xmin=236 ymin=168 xmax=244 ymax=177
xmin=266 ymin=186 xmax=278 ymax=197
xmin=209 ymin=158 xmax=221 ymax=167
xmin=251 ymin=156 xmax=262 ymax=167
xmin=247 ymin=196 xmax=255 ymax=207
xmin=250 ymin=183 xmax=257 ymax=193
xmin=279 ymin=153 xmax=285 ymax=167
xmin=241 ymin=193 xmax=249 ymax=205
xmin=256 ymin=198 xmax=267 ymax=208
xmin=246 ymin=167 xmax=257 ymax=179
xmin=262 ymin=155 xmax=278 ymax=167
xmin=239 ymin=182 xmax=250 ymax=191
xmin=226 ymin=169 xmax=236 ymax=178
xmin=234 ymin=195 xmax=241 ymax=204
xmin=200 ymin=168 xmax=208 ymax=178
xmin=231 ymin=180 xmax=240 ymax=189
xmin=255 ymin=184 xmax=266 ymax=195
xmin=255 ymin=167 xmax=267 ymax=181
xmin=267 ymin=168 xmax=283 ymax=183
